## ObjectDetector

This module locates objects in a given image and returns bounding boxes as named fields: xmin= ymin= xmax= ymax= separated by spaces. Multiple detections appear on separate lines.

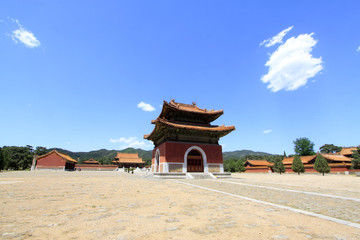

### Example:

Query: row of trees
xmin=294 ymin=138 xmax=343 ymax=155
xmin=0 ymin=146 xmax=48 ymax=171
xmin=223 ymin=158 xmax=245 ymax=173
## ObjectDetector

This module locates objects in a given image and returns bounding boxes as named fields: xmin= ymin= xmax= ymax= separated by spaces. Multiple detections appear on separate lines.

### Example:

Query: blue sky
xmin=1 ymin=1 xmax=359 ymax=154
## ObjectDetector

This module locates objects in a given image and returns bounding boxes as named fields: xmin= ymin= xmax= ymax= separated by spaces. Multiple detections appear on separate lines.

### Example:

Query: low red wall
xmin=330 ymin=167 xmax=349 ymax=172
xmin=245 ymin=167 xmax=270 ymax=173
xmin=75 ymin=164 xmax=117 ymax=171
xmin=245 ymin=165 xmax=354 ymax=174
xmin=36 ymin=165 xmax=64 ymax=170
xmin=152 ymin=142 xmax=223 ymax=164
xmin=283 ymin=167 xmax=318 ymax=173
xmin=283 ymin=166 xmax=350 ymax=173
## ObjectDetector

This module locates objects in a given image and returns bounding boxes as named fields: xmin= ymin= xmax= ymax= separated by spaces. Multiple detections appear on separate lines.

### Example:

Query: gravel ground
xmin=177 ymin=178 xmax=360 ymax=224
xmin=1 ymin=171 xmax=360 ymax=240
xmin=227 ymin=177 xmax=360 ymax=200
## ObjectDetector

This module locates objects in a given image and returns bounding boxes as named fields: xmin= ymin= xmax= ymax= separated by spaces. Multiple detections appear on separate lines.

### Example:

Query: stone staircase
xmin=212 ymin=172 xmax=232 ymax=178
xmin=186 ymin=172 xmax=216 ymax=179
xmin=153 ymin=173 xmax=187 ymax=179
xmin=151 ymin=172 xmax=232 ymax=179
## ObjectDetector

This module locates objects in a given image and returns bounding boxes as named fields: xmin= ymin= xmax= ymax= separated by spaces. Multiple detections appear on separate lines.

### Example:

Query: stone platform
xmin=212 ymin=172 xmax=232 ymax=178
xmin=153 ymin=172 xmax=231 ymax=179
xmin=153 ymin=172 xmax=187 ymax=179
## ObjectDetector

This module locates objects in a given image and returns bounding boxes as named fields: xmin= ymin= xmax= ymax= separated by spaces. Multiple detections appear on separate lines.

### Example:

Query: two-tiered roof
xmin=144 ymin=100 xmax=235 ymax=146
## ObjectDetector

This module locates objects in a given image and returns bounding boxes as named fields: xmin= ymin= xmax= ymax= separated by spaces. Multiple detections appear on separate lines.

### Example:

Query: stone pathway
xmin=217 ymin=179 xmax=360 ymax=202
xmin=175 ymin=179 xmax=360 ymax=224
xmin=230 ymin=177 xmax=360 ymax=199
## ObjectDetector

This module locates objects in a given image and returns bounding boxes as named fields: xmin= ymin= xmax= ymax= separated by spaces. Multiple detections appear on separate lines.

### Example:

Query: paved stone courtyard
xmin=1 ymin=171 xmax=360 ymax=239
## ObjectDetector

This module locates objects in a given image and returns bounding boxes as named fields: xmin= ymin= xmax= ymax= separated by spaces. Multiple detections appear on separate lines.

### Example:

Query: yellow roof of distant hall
xmin=37 ymin=150 xmax=77 ymax=163
xmin=113 ymin=153 xmax=144 ymax=164
xmin=340 ymin=147 xmax=358 ymax=156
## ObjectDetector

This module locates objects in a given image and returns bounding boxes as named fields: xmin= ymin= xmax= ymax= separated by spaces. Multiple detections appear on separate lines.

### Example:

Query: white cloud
xmin=261 ymin=33 xmax=323 ymax=92
xmin=263 ymin=129 xmax=272 ymax=134
xmin=357 ymin=46 xmax=360 ymax=52
xmin=110 ymin=137 xmax=137 ymax=144
xmin=109 ymin=137 xmax=152 ymax=149
xmin=137 ymin=101 xmax=155 ymax=112
xmin=10 ymin=19 xmax=40 ymax=48
xmin=260 ymin=26 xmax=293 ymax=47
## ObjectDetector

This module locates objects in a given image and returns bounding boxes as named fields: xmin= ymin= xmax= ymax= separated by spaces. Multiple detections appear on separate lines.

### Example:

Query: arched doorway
xmin=155 ymin=149 xmax=160 ymax=172
xmin=187 ymin=149 xmax=204 ymax=172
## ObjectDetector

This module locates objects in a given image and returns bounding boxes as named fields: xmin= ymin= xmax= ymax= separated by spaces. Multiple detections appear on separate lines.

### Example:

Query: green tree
xmin=293 ymin=137 xmax=316 ymax=156
xmin=319 ymin=144 xmax=342 ymax=154
xmin=351 ymin=147 xmax=360 ymax=169
xmin=224 ymin=159 xmax=237 ymax=172
xmin=228 ymin=159 xmax=236 ymax=172
xmin=235 ymin=160 xmax=246 ymax=173
xmin=34 ymin=146 xmax=48 ymax=156
xmin=3 ymin=146 xmax=34 ymax=170
xmin=314 ymin=154 xmax=330 ymax=176
xmin=273 ymin=158 xmax=285 ymax=174
xmin=291 ymin=155 xmax=305 ymax=175
xmin=283 ymin=151 xmax=287 ymax=158
xmin=2 ymin=148 xmax=10 ymax=170
xmin=0 ymin=147 xmax=4 ymax=171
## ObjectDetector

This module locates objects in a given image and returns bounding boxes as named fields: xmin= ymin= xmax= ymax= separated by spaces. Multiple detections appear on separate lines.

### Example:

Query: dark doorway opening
xmin=187 ymin=149 xmax=204 ymax=172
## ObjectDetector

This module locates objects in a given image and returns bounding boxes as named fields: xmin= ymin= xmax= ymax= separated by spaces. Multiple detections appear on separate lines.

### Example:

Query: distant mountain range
xmin=49 ymin=147 xmax=275 ymax=162
xmin=222 ymin=150 xmax=275 ymax=160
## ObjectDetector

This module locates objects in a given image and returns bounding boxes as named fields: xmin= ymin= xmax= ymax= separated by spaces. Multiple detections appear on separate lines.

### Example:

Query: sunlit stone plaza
xmin=1 ymin=171 xmax=360 ymax=239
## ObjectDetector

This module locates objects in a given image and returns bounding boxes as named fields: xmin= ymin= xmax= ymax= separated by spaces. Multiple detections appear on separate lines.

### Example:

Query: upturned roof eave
xmin=159 ymin=100 xmax=224 ymax=120
xmin=157 ymin=118 xmax=235 ymax=132
xmin=144 ymin=118 xmax=235 ymax=142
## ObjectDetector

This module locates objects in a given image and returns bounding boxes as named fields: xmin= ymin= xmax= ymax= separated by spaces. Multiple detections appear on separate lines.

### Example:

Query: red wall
xmin=245 ymin=168 xmax=270 ymax=173
xmin=329 ymin=167 xmax=349 ymax=172
xmin=283 ymin=167 xmax=317 ymax=173
xmin=283 ymin=166 xmax=349 ymax=173
xmin=36 ymin=152 xmax=66 ymax=167
xmin=75 ymin=164 xmax=118 ymax=170
xmin=152 ymin=142 xmax=223 ymax=164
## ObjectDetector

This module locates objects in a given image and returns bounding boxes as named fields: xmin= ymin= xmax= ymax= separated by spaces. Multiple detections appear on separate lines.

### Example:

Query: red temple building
xmin=282 ymin=153 xmax=353 ymax=173
xmin=32 ymin=150 xmax=77 ymax=170
xmin=144 ymin=100 xmax=235 ymax=175
xmin=244 ymin=159 xmax=271 ymax=173
xmin=244 ymin=152 xmax=357 ymax=173
xmin=83 ymin=158 xmax=99 ymax=164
